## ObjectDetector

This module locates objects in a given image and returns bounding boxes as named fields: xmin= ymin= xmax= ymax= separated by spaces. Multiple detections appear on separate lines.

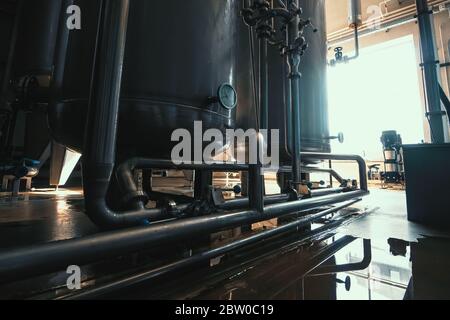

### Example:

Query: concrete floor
xmin=0 ymin=187 xmax=449 ymax=299
xmin=341 ymin=188 xmax=449 ymax=242
xmin=0 ymin=190 xmax=97 ymax=250
xmin=334 ymin=188 xmax=450 ymax=300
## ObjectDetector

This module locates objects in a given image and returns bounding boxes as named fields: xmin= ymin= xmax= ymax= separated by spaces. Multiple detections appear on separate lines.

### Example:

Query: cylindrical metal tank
xmin=267 ymin=0 xmax=331 ymax=165
xmin=48 ymin=0 xmax=252 ymax=160
xmin=47 ymin=0 xmax=329 ymax=164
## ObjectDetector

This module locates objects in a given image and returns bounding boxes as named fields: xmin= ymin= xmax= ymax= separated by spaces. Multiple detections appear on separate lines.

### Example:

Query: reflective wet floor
xmin=0 ymin=189 xmax=97 ymax=249
xmin=0 ymin=188 xmax=449 ymax=300
xmin=313 ymin=236 xmax=450 ymax=300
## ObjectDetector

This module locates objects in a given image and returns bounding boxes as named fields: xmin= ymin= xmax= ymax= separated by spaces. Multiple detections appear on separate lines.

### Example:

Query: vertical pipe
xmin=259 ymin=31 xmax=269 ymax=130
xmin=287 ymin=0 xmax=302 ymax=188
xmin=416 ymin=0 xmax=446 ymax=143
xmin=284 ymin=50 xmax=293 ymax=156
xmin=82 ymin=0 xmax=131 ymax=226
xmin=249 ymin=162 xmax=264 ymax=212
xmin=194 ymin=170 xmax=212 ymax=200
xmin=51 ymin=0 xmax=76 ymax=98
xmin=348 ymin=0 xmax=362 ymax=29
xmin=249 ymin=0 xmax=269 ymax=212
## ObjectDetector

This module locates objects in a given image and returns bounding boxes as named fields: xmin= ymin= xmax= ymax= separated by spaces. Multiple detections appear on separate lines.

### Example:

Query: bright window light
xmin=327 ymin=35 xmax=425 ymax=161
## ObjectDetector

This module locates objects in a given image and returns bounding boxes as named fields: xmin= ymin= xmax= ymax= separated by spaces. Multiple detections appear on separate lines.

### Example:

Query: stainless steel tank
xmin=46 ymin=0 xmax=329 ymax=164
xmin=48 ymin=0 xmax=253 ymax=160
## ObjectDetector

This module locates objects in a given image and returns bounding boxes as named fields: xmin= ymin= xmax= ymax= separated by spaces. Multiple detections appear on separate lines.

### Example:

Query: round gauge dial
xmin=218 ymin=84 xmax=238 ymax=110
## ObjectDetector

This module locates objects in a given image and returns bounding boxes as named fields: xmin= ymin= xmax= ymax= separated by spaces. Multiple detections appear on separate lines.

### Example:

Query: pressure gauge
xmin=217 ymin=84 xmax=238 ymax=110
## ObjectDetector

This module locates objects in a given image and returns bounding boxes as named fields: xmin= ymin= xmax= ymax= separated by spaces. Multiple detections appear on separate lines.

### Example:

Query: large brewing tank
xmin=267 ymin=0 xmax=331 ymax=165
xmin=48 ymin=0 xmax=253 ymax=161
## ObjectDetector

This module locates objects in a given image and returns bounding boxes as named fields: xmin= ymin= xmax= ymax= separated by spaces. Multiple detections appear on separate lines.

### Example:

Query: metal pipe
xmin=416 ymin=0 xmax=447 ymax=143
xmin=249 ymin=163 xmax=265 ymax=212
xmin=287 ymin=0 xmax=302 ymax=188
xmin=0 ymin=190 xmax=367 ymax=283
xmin=114 ymin=160 xmax=148 ymax=209
xmin=123 ymin=158 xmax=249 ymax=172
xmin=63 ymin=200 xmax=361 ymax=299
xmin=218 ymin=188 xmax=346 ymax=211
xmin=310 ymin=187 xmax=346 ymax=197
xmin=218 ymin=152 xmax=368 ymax=211
xmin=348 ymin=0 xmax=362 ymax=29
xmin=301 ymin=152 xmax=368 ymax=191
xmin=51 ymin=0 xmax=75 ymax=98
xmin=249 ymin=0 xmax=271 ymax=213
xmin=259 ymin=35 xmax=269 ymax=130
xmin=439 ymin=84 xmax=450 ymax=123
xmin=81 ymin=0 xmax=164 ymax=228
xmin=299 ymin=166 xmax=346 ymax=185
xmin=217 ymin=193 xmax=292 ymax=211
xmin=313 ymin=169 xmax=345 ymax=185
xmin=348 ymin=26 xmax=360 ymax=61
xmin=194 ymin=170 xmax=213 ymax=200
xmin=345 ymin=0 xmax=361 ymax=61
xmin=86 ymin=142 xmax=366 ymax=228
xmin=263 ymin=190 xmax=367 ymax=216
xmin=284 ymin=55 xmax=294 ymax=157
xmin=256 ymin=0 xmax=270 ymax=131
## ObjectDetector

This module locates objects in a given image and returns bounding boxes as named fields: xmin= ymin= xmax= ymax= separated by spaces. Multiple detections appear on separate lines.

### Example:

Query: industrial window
xmin=327 ymin=35 xmax=425 ymax=161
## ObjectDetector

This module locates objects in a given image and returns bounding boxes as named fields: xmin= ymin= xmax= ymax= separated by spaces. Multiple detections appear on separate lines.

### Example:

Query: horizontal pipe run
xmin=218 ymin=188 xmax=347 ymax=211
xmin=310 ymin=187 xmax=346 ymax=197
xmin=263 ymin=190 xmax=367 ymax=217
xmin=217 ymin=193 xmax=292 ymax=211
xmin=125 ymin=153 xmax=365 ymax=175
xmin=113 ymin=153 xmax=367 ymax=222
xmin=0 ymin=190 xmax=367 ymax=283
xmin=301 ymin=153 xmax=368 ymax=192
xmin=300 ymin=166 xmax=345 ymax=184
xmin=64 ymin=200 xmax=361 ymax=299
xmin=124 ymin=158 xmax=250 ymax=172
